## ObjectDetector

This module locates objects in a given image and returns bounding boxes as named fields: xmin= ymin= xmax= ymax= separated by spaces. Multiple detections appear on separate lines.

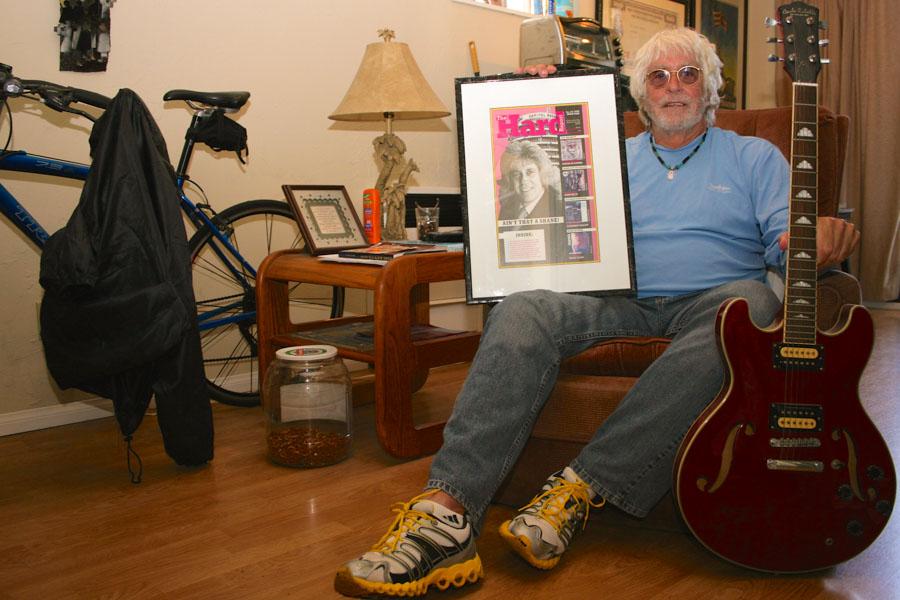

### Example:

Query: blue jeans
xmin=426 ymin=279 xmax=781 ymax=535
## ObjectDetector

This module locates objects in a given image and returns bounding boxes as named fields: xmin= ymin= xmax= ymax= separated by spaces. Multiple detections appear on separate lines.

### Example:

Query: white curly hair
xmin=630 ymin=28 xmax=724 ymax=128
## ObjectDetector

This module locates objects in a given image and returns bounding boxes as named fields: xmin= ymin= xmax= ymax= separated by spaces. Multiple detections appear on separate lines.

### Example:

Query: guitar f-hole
xmin=833 ymin=427 xmax=865 ymax=501
xmin=696 ymin=422 xmax=755 ymax=493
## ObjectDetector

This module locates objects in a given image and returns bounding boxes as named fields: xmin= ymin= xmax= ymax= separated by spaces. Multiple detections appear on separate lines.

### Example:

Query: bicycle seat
xmin=163 ymin=89 xmax=250 ymax=110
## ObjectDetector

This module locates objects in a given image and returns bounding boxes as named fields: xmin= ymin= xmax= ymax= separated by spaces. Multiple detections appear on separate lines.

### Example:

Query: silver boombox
xmin=519 ymin=16 xmax=635 ymax=109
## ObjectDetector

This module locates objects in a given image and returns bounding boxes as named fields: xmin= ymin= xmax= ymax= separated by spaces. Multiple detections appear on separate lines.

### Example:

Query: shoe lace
xmin=523 ymin=479 xmax=606 ymax=534
xmin=371 ymin=490 xmax=439 ymax=553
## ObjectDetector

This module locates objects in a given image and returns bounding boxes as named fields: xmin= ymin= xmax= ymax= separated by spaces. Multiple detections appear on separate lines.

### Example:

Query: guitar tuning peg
xmin=764 ymin=16 xmax=780 ymax=27
xmin=820 ymin=19 xmax=829 ymax=30
xmin=767 ymin=54 xmax=784 ymax=63
xmin=820 ymin=58 xmax=831 ymax=65
xmin=766 ymin=37 xmax=783 ymax=44
xmin=819 ymin=39 xmax=830 ymax=46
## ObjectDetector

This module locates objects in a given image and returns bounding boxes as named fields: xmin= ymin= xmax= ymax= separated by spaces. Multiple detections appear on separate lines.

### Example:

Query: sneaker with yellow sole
xmin=334 ymin=491 xmax=483 ymax=597
xmin=499 ymin=467 xmax=605 ymax=570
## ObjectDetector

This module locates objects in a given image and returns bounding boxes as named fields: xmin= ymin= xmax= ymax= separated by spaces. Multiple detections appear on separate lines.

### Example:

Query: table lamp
xmin=329 ymin=29 xmax=450 ymax=240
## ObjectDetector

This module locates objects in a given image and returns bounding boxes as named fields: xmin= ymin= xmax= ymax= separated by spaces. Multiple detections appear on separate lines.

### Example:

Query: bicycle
xmin=0 ymin=63 xmax=344 ymax=407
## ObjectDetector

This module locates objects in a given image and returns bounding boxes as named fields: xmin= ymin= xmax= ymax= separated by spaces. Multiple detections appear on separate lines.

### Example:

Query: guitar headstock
xmin=768 ymin=1 xmax=827 ymax=83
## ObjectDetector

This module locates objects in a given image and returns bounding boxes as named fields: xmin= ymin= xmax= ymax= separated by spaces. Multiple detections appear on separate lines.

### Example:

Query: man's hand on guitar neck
xmin=779 ymin=216 xmax=861 ymax=269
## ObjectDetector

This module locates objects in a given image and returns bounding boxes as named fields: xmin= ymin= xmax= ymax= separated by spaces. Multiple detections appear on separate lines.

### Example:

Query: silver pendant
xmin=667 ymin=170 xmax=675 ymax=180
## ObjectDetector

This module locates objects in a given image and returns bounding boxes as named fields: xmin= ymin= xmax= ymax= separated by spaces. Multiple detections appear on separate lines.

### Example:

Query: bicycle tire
xmin=188 ymin=199 xmax=344 ymax=407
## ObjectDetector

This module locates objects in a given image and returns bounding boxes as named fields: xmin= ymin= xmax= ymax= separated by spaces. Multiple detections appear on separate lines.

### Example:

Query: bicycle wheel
xmin=188 ymin=199 xmax=344 ymax=407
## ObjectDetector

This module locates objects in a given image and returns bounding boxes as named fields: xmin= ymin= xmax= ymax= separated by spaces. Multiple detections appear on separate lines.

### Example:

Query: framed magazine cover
xmin=455 ymin=68 xmax=635 ymax=304
xmin=282 ymin=184 xmax=368 ymax=255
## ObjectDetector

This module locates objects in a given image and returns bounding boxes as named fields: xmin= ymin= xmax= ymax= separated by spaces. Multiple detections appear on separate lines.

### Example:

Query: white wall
xmin=0 ymin=0 xmax=526 ymax=419
xmin=0 ymin=0 xmax=776 ymax=422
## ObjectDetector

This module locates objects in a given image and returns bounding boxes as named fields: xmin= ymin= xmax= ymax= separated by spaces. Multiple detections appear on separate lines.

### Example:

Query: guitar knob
xmin=846 ymin=520 xmax=864 ymax=537
xmin=867 ymin=465 xmax=885 ymax=480
xmin=837 ymin=484 xmax=853 ymax=501
xmin=876 ymin=500 xmax=892 ymax=517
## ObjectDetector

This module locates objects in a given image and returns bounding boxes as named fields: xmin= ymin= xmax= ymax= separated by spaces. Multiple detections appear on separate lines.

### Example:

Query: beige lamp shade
xmin=329 ymin=34 xmax=450 ymax=122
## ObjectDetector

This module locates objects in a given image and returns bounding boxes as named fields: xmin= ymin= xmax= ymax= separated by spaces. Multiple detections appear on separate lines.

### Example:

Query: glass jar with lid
xmin=263 ymin=345 xmax=352 ymax=467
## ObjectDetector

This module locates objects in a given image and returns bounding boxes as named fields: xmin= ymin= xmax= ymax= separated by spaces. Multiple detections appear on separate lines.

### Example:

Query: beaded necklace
xmin=649 ymin=129 xmax=708 ymax=180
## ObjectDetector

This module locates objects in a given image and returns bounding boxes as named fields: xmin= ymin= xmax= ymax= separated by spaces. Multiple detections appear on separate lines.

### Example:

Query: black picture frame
xmin=282 ymin=184 xmax=368 ymax=255
xmin=455 ymin=68 xmax=636 ymax=304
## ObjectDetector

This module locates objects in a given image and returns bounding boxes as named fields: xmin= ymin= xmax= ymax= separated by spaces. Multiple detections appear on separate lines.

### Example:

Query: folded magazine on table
xmin=455 ymin=68 xmax=636 ymax=303
xmin=318 ymin=241 xmax=448 ymax=265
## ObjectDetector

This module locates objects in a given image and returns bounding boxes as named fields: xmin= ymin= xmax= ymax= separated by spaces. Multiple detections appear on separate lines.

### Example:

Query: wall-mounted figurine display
xmin=54 ymin=0 xmax=115 ymax=72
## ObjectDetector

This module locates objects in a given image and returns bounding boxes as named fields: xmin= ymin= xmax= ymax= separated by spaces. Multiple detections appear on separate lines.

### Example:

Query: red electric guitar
xmin=674 ymin=2 xmax=894 ymax=573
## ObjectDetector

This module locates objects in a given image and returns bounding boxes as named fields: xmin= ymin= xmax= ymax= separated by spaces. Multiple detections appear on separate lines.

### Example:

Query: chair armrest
xmin=817 ymin=270 xmax=862 ymax=331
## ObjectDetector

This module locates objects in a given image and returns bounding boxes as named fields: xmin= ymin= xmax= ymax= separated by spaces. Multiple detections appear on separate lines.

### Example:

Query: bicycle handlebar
xmin=0 ymin=64 xmax=111 ymax=113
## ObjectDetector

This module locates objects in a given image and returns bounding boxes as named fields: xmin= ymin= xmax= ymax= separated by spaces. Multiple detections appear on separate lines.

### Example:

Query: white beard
xmin=648 ymin=100 xmax=705 ymax=135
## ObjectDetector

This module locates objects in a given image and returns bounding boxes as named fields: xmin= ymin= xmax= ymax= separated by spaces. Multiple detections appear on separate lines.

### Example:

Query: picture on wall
xmin=55 ymin=0 xmax=115 ymax=72
xmin=696 ymin=0 xmax=746 ymax=109
xmin=599 ymin=0 xmax=693 ymax=78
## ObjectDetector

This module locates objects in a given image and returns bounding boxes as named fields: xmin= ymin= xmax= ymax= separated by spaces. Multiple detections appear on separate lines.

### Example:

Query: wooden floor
xmin=1 ymin=309 xmax=898 ymax=599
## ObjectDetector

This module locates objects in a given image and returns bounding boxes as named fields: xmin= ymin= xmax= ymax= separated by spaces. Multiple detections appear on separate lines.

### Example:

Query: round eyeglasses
xmin=646 ymin=66 xmax=703 ymax=88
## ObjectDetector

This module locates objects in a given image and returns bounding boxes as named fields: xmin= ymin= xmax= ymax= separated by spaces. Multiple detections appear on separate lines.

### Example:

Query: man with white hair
xmin=334 ymin=28 xmax=859 ymax=598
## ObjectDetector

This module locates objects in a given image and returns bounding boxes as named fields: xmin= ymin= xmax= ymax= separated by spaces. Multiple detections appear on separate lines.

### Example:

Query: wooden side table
xmin=256 ymin=250 xmax=480 ymax=458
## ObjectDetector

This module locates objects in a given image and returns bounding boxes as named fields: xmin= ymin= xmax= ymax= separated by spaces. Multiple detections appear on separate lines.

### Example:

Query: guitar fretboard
xmin=783 ymin=82 xmax=818 ymax=345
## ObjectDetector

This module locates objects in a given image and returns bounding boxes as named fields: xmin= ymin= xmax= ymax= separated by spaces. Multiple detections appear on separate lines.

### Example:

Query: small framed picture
xmin=282 ymin=185 xmax=368 ymax=255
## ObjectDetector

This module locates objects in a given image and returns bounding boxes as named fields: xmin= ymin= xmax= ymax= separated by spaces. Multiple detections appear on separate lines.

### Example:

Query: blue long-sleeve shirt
xmin=626 ymin=127 xmax=789 ymax=298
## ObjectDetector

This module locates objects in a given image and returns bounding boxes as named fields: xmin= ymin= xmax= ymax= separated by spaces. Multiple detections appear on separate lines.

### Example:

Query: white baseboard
xmin=0 ymin=397 xmax=114 ymax=437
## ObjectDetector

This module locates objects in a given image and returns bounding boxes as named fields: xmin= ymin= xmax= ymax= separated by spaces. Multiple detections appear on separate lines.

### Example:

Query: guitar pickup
xmin=770 ymin=403 xmax=823 ymax=432
xmin=773 ymin=342 xmax=825 ymax=370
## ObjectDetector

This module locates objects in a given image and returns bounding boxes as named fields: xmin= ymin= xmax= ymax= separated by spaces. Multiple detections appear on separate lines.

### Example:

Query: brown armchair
xmin=493 ymin=107 xmax=857 ymax=519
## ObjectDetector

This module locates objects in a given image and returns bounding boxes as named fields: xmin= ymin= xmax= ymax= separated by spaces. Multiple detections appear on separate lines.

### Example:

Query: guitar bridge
xmin=773 ymin=343 xmax=825 ymax=370
xmin=769 ymin=437 xmax=821 ymax=448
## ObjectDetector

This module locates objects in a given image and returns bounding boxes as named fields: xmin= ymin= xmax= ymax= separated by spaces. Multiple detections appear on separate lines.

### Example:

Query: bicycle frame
xmin=173 ymin=110 xmax=259 ymax=332
xmin=0 ymin=151 xmax=90 ymax=248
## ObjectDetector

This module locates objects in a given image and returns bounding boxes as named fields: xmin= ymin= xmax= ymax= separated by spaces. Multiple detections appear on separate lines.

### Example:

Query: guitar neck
xmin=783 ymin=82 xmax=819 ymax=345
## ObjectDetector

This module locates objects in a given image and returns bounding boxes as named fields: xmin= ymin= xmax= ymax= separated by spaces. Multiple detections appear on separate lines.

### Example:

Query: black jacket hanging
xmin=39 ymin=88 xmax=213 ymax=469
